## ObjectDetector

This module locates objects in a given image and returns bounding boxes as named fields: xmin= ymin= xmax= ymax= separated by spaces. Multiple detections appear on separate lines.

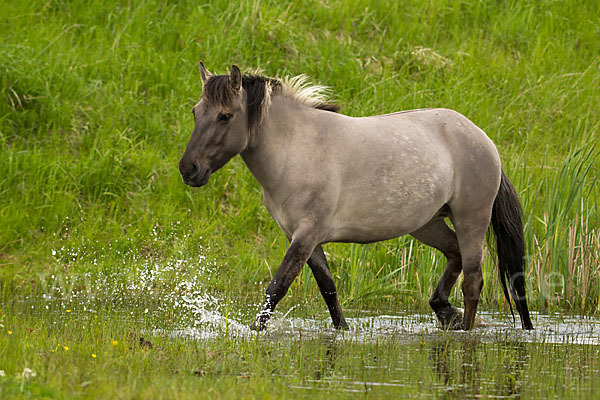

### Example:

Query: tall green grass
xmin=1 ymin=0 xmax=599 ymax=315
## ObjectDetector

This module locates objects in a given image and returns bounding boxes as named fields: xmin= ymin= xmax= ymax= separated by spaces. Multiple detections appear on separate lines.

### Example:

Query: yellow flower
xmin=64 ymin=346 xmax=69 ymax=351
xmin=92 ymin=353 xmax=96 ymax=358
xmin=112 ymin=340 xmax=118 ymax=346
xmin=66 ymin=310 xmax=71 ymax=313
xmin=8 ymin=330 xmax=12 ymax=335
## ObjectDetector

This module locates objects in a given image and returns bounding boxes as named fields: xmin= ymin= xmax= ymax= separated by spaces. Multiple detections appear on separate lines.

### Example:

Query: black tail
xmin=490 ymin=170 xmax=534 ymax=330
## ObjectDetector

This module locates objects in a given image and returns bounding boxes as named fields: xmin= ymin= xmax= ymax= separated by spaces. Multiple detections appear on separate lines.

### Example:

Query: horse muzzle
xmin=183 ymin=168 xmax=211 ymax=187
xmin=179 ymin=159 xmax=211 ymax=187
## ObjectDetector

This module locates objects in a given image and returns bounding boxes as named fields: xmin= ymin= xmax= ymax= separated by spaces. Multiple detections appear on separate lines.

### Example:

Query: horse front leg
xmin=307 ymin=245 xmax=349 ymax=330
xmin=252 ymin=237 xmax=316 ymax=331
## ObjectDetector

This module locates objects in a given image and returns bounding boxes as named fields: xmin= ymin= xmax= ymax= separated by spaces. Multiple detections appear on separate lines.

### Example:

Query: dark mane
xmin=202 ymin=75 xmax=238 ymax=112
xmin=315 ymin=103 xmax=341 ymax=112
xmin=203 ymin=73 xmax=339 ymax=134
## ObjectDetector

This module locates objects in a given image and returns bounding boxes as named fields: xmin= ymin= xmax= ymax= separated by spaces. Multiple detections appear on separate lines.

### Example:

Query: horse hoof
xmin=251 ymin=315 xmax=269 ymax=331
xmin=335 ymin=320 xmax=350 ymax=330
xmin=251 ymin=321 xmax=264 ymax=331
xmin=436 ymin=307 xmax=464 ymax=330
xmin=250 ymin=322 xmax=263 ymax=331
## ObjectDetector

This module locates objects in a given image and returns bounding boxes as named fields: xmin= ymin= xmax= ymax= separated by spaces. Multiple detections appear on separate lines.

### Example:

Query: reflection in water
xmin=429 ymin=337 xmax=529 ymax=398
xmin=431 ymin=339 xmax=451 ymax=387
xmin=313 ymin=332 xmax=339 ymax=381
xmin=430 ymin=338 xmax=482 ymax=397
xmin=498 ymin=341 xmax=528 ymax=397
xmin=156 ymin=310 xmax=598 ymax=397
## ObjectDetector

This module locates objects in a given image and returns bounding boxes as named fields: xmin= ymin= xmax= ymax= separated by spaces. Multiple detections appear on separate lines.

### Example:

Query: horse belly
xmin=328 ymin=166 xmax=452 ymax=243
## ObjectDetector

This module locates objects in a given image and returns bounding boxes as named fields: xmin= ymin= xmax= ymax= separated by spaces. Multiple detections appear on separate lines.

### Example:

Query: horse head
xmin=179 ymin=63 xmax=249 ymax=187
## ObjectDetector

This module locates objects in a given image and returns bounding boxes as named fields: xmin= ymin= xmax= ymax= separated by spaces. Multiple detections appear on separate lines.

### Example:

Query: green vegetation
xmin=1 ymin=0 xmax=599 ymax=398
xmin=2 ymin=305 xmax=600 ymax=399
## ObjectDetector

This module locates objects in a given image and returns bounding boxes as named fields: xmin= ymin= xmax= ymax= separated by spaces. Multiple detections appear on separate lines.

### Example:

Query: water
xmin=156 ymin=307 xmax=600 ymax=398
xmin=161 ymin=309 xmax=600 ymax=346
xmin=152 ymin=303 xmax=600 ymax=397
xmin=44 ymin=243 xmax=600 ymax=346
xmin=36 ymin=247 xmax=600 ymax=397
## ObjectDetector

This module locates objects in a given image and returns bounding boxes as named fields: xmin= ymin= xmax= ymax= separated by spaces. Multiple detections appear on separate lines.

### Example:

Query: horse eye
xmin=217 ymin=113 xmax=233 ymax=123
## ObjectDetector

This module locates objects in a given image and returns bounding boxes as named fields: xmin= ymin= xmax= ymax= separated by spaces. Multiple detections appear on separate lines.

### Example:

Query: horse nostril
xmin=179 ymin=158 xmax=199 ymax=178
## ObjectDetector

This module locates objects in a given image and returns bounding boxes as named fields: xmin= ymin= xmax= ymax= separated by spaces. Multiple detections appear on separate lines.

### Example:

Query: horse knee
xmin=444 ymin=248 xmax=461 ymax=264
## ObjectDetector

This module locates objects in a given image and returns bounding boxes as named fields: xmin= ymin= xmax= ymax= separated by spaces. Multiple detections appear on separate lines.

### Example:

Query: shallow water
xmin=161 ymin=309 xmax=600 ymax=346
xmin=43 ymin=244 xmax=600 ymax=346
xmin=27 ymin=251 xmax=600 ymax=398
xmin=158 ymin=309 xmax=600 ymax=398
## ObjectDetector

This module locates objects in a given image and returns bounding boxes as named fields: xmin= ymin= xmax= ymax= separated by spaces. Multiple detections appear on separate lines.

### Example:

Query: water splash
xmin=43 ymin=239 xmax=600 ymax=346
xmin=158 ymin=309 xmax=600 ymax=345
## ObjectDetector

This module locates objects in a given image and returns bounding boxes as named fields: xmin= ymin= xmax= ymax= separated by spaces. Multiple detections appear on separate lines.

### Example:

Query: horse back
xmin=321 ymin=108 xmax=501 ymax=242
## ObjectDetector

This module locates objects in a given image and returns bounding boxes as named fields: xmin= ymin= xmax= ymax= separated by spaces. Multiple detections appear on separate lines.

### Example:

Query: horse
xmin=178 ymin=63 xmax=534 ymax=331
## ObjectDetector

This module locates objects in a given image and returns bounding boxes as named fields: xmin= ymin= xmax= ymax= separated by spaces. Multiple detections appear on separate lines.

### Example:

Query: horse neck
xmin=240 ymin=96 xmax=313 ymax=192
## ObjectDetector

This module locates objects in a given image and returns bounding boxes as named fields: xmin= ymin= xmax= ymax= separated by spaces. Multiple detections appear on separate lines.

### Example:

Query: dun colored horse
xmin=179 ymin=63 xmax=534 ymax=331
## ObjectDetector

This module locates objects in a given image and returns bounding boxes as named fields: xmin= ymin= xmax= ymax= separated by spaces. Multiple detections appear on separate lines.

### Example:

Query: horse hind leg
xmin=411 ymin=217 xmax=463 ymax=329
xmin=452 ymin=210 xmax=491 ymax=330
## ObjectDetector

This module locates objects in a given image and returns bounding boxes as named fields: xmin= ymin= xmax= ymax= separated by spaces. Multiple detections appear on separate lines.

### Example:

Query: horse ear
xmin=230 ymin=65 xmax=242 ymax=91
xmin=199 ymin=61 xmax=212 ymax=85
